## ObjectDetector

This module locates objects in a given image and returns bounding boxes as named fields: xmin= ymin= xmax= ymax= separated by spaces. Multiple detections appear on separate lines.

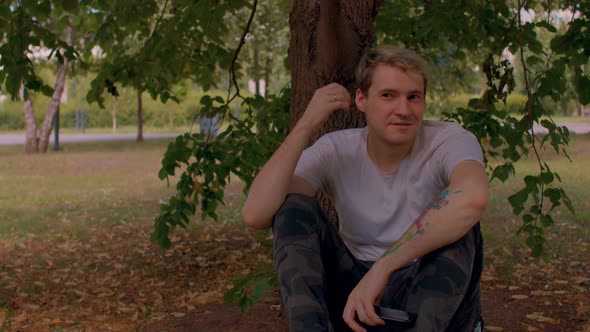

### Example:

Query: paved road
xmin=531 ymin=122 xmax=590 ymax=135
xmin=0 ymin=133 xmax=182 ymax=146
xmin=0 ymin=122 xmax=588 ymax=146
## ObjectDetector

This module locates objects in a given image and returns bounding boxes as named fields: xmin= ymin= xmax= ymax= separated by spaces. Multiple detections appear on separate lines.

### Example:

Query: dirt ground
xmin=1 ymin=220 xmax=587 ymax=332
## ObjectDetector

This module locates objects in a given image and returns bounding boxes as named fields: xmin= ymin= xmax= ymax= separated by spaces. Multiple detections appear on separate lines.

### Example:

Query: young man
xmin=243 ymin=46 xmax=488 ymax=331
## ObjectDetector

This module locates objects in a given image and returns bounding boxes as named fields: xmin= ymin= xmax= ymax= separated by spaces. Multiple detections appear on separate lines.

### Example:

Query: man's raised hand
xmin=299 ymin=83 xmax=351 ymax=131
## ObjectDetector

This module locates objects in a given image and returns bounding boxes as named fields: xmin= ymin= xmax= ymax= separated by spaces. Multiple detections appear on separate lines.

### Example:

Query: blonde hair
xmin=356 ymin=45 xmax=429 ymax=94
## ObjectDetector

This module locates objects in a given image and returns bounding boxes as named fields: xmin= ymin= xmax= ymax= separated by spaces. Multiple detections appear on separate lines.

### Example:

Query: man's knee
xmin=272 ymin=193 xmax=323 ymax=238
xmin=423 ymin=223 xmax=483 ymax=278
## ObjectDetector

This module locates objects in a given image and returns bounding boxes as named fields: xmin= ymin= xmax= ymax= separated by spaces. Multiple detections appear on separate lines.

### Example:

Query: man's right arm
xmin=242 ymin=83 xmax=351 ymax=230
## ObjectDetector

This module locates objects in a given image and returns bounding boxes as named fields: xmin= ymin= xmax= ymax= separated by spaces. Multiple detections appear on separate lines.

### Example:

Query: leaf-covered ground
xmin=0 ymin=138 xmax=589 ymax=331
xmin=0 ymin=217 xmax=588 ymax=331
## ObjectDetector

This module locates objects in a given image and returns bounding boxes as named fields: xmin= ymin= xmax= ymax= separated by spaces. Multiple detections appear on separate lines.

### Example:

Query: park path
xmin=0 ymin=132 xmax=181 ymax=146
xmin=0 ymin=123 xmax=588 ymax=146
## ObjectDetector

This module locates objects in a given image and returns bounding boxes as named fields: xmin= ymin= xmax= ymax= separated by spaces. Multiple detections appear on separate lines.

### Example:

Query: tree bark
xmin=289 ymin=0 xmax=382 ymax=220
xmin=20 ymin=83 xmax=39 ymax=153
xmin=289 ymin=0 xmax=382 ymax=140
xmin=253 ymin=39 xmax=260 ymax=95
xmin=112 ymin=95 xmax=118 ymax=133
xmin=137 ymin=88 xmax=144 ymax=142
xmin=264 ymin=55 xmax=271 ymax=98
xmin=38 ymin=27 xmax=72 ymax=152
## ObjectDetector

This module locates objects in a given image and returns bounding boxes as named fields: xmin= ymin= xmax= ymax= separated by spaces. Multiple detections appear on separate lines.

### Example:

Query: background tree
xmin=0 ymin=1 xmax=78 ymax=152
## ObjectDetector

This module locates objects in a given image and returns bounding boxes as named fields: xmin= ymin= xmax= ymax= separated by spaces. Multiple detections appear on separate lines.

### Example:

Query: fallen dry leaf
xmin=576 ymin=303 xmax=590 ymax=319
xmin=485 ymin=326 xmax=503 ymax=331
xmin=523 ymin=323 xmax=540 ymax=331
xmin=526 ymin=312 xmax=558 ymax=324
xmin=511 ymin=295 xmax=529 ymax=300
xmin=530 ymin=290 xmax=552 ymax=296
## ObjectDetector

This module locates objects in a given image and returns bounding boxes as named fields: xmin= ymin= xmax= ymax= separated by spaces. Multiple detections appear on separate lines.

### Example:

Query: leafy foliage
xmin=152 ymin=89 xmax=289 ymax=249
xmin=0 ymin=1 xmax=78 ymax=100
xmin=223 ymin=263 xmax=277 ymax=312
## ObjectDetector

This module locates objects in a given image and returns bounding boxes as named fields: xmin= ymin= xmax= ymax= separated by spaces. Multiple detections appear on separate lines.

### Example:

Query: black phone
xmin=373 ymin=305 xmax=417 ymax=324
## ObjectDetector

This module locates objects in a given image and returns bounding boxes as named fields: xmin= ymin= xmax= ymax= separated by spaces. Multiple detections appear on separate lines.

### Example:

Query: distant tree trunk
xmin=264 ymin=55 xmax=271 ymax=98
xmin=289 ymin=0 xmax=382 ymax=220
xmin=38 ymin=26 xmax=72 ymax=153
xmin=137 ymin=88 xmax=144 ymax=142
xmin=112 ymin=95 xmax=118 ymax=133
xmin=20 ymin=84 xmax=39 ymax=153
xmin=561 ymin=98 xmax=568 ymax=116
xmin=253 ymin=40 xmax=260 ymax=95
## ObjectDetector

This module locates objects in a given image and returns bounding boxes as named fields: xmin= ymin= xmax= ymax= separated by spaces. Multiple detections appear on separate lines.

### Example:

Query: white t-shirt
xmin=294 ymin=120 xmax=484 ymax=261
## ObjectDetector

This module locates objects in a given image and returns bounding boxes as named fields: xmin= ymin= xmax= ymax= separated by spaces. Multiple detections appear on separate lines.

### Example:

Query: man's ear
xmin=355 ymin=89 xmax=367 ymax=113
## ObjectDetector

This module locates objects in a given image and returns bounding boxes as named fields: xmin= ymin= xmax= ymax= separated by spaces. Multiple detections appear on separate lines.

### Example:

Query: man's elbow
xmin=242 ymin=207 xmax=271 ymax=230
xmin=468 ymin=191 xmax=488 ymax=217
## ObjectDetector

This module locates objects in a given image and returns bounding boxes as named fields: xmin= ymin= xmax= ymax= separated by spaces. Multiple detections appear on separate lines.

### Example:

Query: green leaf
xmin=508 ymin=188 xmax=529 ymax=215
xmin=540 ymin=214 xmax=553 ymax=227
xmin=491 ymin=163 xmax=514 ymax=182
xmin=560 ymin=190 xmax=576 ymax=215
xmin=539 ymin=171 xmax=554 ymax=184
xmin=526 ymin=55 xmax=543 ymax=67
xmin=575 ymin=74 xmax=590 ymax=105
xmin=536 ymin=21 xmax=557 ymax=33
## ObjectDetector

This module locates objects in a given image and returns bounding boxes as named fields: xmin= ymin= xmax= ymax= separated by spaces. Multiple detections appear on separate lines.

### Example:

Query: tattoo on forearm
xmin=381 ymin=189 xmax=463 ymax=258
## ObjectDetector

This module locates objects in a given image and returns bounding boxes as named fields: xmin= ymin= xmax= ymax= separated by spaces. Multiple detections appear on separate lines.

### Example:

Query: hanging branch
xmin=517 ymin=0 xmax=546 ymax=220
xmin=150 ymin=0 xmax=169 ymax=40
xmin=227 ymin=0 xmax=258 ymax=104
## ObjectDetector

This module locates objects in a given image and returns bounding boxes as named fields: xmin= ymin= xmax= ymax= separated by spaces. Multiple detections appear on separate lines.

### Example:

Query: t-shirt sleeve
xmin=437 ymin=131 xmax=485 ymax=182
xmin=294 ymin=135 xmax=333 ymax=192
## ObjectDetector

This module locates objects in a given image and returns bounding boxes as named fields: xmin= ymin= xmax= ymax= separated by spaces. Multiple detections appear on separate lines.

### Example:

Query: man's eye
xmin=409 ymin=95 xmax=421 ymax=101
xmin=382 ymin=93 xmax=393 ymax=98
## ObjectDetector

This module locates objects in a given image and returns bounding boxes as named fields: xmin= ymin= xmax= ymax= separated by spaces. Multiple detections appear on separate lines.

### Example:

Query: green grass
xmin=0 ymin=139 xmax=180 ymax=240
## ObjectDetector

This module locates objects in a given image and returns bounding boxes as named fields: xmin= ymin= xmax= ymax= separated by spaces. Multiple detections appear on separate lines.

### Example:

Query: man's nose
xmin=394 ymin=98 xmax=410 ymax=116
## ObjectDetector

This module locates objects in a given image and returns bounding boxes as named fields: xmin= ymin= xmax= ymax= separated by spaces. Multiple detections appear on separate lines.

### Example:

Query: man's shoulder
xmin=322 ymin=127 xmax=365 ymax=138
xmin=422 ymin=120 xmax=468 ymax=135
xmin=421 ymin=120 xmax=475 ymax=142
xmin=317 ymin=127 xmax=365 ymax=145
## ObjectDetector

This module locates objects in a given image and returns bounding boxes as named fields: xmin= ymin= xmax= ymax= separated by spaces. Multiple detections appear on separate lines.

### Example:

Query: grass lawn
xmin=0 ymin=136 xmax=588 ymax=331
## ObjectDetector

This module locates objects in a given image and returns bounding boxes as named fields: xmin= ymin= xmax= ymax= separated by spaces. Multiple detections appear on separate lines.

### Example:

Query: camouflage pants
xmin=273 ymin=194 xmax=483 ymax=332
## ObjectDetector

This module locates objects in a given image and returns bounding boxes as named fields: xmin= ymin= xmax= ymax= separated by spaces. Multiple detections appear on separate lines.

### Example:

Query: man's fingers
xmin=356 ymin=303 xmax=370 ymax=325
xmin=357 ymin=301 xmax=383 ymax=327
xmin=343 ymin=304 xmax=366 ymax=332
xmin=364 ymin=302 xmax=385 ymax=326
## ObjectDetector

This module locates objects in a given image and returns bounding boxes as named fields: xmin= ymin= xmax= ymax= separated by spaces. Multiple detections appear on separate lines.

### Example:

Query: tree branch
xmin=226 ymin=0 xmax=258 ymax=103
xmin=517 ymin=0 xmax=545 ymax=222
xmin=150 ymin=0 xmax=169 ymax=40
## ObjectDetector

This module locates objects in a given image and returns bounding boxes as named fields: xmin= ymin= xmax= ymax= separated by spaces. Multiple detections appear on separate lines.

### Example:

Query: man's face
xmin=355 ymin=63 xmax=425 ymax=148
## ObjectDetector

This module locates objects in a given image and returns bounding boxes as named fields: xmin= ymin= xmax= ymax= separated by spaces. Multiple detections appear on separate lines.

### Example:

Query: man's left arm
xmin=342 ymin=160 xmax=489 ymax=332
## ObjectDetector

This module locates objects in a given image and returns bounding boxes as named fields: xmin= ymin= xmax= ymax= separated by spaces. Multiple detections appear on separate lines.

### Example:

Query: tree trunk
xmin=112 ymin=95 xmax=118 ymax=133
xmin=20 ymin=83 xmax=39 ymax=153
xmin=289 ymin=0 xmax=382 ymax=220
xmin=137 ymin=88 xmax=144 ymax=142
xmin=264 ymin=55 xmax=271 ymax=98
xmin=38 ymin=27 xmax=72 ymax=152
xmin=253 ymin=39 xmax=260 ymax=96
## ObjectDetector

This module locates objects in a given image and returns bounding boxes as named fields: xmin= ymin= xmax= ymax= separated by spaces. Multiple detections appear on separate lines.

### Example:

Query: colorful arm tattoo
xmin=381 ymin=189 xmax=463 ymax=258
